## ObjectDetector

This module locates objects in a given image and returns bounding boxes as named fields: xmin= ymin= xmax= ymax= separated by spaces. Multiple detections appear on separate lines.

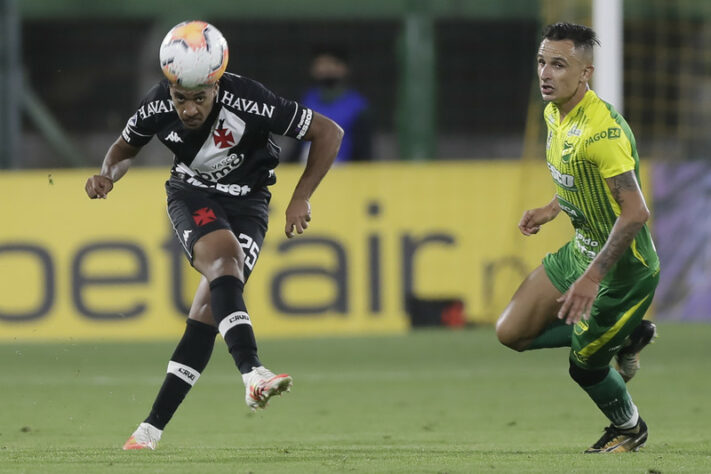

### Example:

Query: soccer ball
xmin=159 ymin=21 xmax=229 ymax=88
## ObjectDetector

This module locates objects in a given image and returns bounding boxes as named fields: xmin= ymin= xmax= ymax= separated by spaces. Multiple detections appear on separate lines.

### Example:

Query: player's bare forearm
xmin=86 ymin=137 xmax=140 ymax=199
xmin=545 ymin=195 xmax=562 ymax=219
xmin=585 ymin=171 xmax=650 ymax=282
xmin=291 ymin=112 xmax=343 ymax=201
xmin=587 ymin=218 xmax=644 ymax=281
xmin=284 ymin=112 xmax=343 ymax=238
xmin=100 ymin=137 xmax=140 ymax=183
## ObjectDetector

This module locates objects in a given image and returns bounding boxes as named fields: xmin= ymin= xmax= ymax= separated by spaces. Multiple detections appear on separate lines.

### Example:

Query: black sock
xmin=209 ymin=275 xmax=261 ymax=374
xmin=145 ymin=319 xmax=217 ymax=430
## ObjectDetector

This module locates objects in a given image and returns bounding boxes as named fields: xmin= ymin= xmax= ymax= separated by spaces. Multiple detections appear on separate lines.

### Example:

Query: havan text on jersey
xmin=137 ymin=100 xmax=175 ymax=120
xmin=220 ymin=90 xmax=275 ymax=118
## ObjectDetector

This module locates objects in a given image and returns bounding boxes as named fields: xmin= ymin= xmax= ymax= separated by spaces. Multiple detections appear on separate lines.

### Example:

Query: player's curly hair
xmin=542 ymin=22 xmax=600 ymax=50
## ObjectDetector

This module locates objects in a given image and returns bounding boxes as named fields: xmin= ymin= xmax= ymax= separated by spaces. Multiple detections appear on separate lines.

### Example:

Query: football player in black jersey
xmin=85 ymin=21 xmax=343 ymax=450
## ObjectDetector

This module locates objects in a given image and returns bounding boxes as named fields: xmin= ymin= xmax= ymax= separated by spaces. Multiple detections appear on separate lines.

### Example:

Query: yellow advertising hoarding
xmin=0 ymin=162 xmax=651 ymax=341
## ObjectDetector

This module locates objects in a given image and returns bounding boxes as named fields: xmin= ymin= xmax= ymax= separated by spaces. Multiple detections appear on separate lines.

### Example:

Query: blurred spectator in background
xmin=285 ymin=46 xmax=373 ymax=163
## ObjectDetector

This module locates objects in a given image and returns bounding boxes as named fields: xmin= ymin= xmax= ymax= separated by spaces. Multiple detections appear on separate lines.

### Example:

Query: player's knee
xmin=188 ymin=302 xmax=216 ymax=326
xmin=495 ymin=319 xmax=527 ymax=352
xmin=203 ymin=256 xmax=243 ymax=281
xmin=568 ymin=360 xmax=609 ymax=387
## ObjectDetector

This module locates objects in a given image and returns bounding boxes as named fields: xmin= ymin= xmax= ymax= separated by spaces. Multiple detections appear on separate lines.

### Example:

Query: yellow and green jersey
xmin=544 ymin=89 xmax=660 ymax=283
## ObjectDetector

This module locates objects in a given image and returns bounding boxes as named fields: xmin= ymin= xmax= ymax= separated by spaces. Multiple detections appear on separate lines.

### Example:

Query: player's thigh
xmin=218 ymin=189 xmax=269 ymax=284
xmin=496 ymin=264 xmax=563 ymax=344
xmin=228 ymin=215 xmax=267 ymax=283
xmin=166 ymin=186 xmax=234 ymax=265
xmin=570 ymin=271 xmax=659 ymax=369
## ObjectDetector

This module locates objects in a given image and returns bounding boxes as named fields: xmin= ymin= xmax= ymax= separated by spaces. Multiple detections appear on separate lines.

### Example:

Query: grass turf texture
xmin=1 ymin=323 xmax=709 ymax=473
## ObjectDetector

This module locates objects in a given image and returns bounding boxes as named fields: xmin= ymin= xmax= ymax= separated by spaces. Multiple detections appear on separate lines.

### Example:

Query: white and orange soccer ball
xmin=159 ymin=21 xmax=229 ymax=88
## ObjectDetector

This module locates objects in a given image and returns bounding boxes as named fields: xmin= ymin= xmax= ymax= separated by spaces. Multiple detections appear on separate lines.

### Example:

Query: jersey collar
xmin=551 ymin=89 xmax=597 ymax=126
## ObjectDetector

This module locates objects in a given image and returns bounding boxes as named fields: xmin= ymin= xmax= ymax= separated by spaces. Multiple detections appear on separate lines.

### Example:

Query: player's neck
xmin=557 ymin=84 xmax=589 ymax=122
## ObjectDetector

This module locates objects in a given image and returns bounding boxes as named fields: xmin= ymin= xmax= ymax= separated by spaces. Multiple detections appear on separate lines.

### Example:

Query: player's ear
xmin=581 ymin=64 xmax=594 ymax=83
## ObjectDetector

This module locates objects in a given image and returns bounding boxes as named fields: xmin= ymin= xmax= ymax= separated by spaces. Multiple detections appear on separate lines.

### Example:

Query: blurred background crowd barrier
xmin=0 ymin=163 xmax=577 ymax=340
xmin=1 ymin=0 xmax=710 ymax=340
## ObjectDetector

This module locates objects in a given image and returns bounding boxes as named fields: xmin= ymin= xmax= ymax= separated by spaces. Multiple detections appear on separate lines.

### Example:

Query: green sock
xmin=526 ymin=320 xmax=573 ymax=350
xmin=582 ymin=368 xmax=637 ymax=427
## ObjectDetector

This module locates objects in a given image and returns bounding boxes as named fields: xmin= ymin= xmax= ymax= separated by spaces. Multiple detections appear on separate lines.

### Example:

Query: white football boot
xmin=122 ymin=422 xmax=162 ymax=450
xmin=242 ymin=366 xmax=293 ymax=410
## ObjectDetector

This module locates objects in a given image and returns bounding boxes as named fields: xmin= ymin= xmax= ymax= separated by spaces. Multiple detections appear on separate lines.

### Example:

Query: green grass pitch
xmin=1 ymin=323 xmax=709 ymax=473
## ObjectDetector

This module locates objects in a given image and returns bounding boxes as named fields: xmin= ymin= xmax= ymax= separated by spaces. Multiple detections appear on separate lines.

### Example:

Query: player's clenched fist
xmin=85 ymin=175 xmax=114 ymax=199
xmin=518 ymin=209 xmax=543 ymax=236
xmin=518 ymin=197 xmax=561 ymax=236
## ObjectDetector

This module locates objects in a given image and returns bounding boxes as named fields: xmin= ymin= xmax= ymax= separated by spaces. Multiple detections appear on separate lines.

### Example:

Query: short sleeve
xmin=120 ymin=83 xmax=166 ymax=147
xmin=121 ymin=112 xmax=154 ymax=147
xmin=279 ymin=102 xmax=313 ymax=140
xmin=585 ymin=126 xmax=636 ymax=178
xmin=236 ymin=77 xmax=313 ymax=140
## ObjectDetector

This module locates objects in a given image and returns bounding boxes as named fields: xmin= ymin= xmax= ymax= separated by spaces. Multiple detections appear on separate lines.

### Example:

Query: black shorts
xmin=166 ymin=179 xmax=270 ymax=282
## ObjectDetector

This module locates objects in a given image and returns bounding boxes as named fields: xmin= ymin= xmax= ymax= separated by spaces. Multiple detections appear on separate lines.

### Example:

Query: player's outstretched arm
xmin=284 ymin=111 xmax=343 ymax=238
xmin=85 ymin=137 xmax=141 ymax=199
xmin=518 ymin=194 xmax=561 ymax=236
xmin=556 ymin=171 xmax=649 ymax=324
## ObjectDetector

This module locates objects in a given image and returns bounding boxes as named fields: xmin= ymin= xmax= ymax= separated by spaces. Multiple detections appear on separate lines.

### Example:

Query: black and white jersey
xmin=121 ymin=72 xmax=313 ymax=196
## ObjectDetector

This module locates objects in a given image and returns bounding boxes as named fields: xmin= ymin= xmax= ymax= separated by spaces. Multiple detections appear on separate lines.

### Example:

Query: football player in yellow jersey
xmin=495 ymin=23 xmax=660 ymax=453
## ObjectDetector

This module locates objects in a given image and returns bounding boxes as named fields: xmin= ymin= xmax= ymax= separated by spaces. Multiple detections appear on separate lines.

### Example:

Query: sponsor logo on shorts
xmin=192 ymin=207 xmax=217 ymax=226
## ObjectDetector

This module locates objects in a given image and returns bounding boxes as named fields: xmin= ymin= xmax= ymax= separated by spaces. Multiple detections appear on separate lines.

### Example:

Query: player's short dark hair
xmin=542 ymin=22 xmax=600 ymax=50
